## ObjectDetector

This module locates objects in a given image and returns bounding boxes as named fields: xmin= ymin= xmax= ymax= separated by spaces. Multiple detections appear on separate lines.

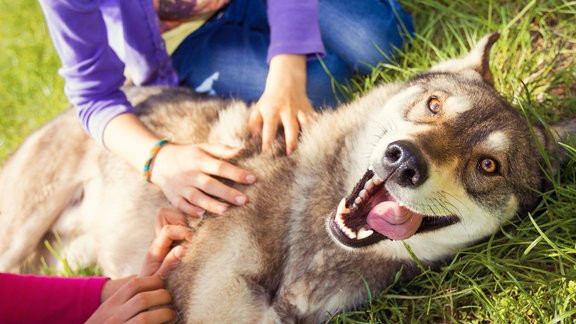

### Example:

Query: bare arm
xmin=103 ymin=113 xmax=256 ymax=216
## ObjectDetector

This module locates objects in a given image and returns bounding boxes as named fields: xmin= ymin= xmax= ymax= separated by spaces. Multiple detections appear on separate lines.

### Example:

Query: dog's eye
xmin=427 ymin=96 xmax=442 ymax=114
xmin=479 ymin=158 xmax=499 ymax=174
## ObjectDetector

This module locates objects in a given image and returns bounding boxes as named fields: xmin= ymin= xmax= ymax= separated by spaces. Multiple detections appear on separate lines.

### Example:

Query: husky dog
xmin=0 ymin=33 xmax=574 ymax=323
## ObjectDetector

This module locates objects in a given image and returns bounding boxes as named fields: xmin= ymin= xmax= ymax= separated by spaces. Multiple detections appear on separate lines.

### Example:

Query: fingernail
xmin=245 ymin=174 xmax=256 ymax=184
xmin=217 ymin=205 xmax=228 ymax=213
xmin=235 ymin=195 xmax=247 ymax=205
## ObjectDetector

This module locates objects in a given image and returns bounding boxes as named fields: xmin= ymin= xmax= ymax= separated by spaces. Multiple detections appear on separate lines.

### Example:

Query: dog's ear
xmin=534 ymin=119 xmax=576 ymax=175
xmin=430 ymin=32 xmax=500 ymax=86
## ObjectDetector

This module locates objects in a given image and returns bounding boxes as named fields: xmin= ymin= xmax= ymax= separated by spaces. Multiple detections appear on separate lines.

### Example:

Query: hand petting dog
xmin=249 ymin=54 xmax=318 ymax=155
xmin=87 ymin=208 xmax=192 ymax=324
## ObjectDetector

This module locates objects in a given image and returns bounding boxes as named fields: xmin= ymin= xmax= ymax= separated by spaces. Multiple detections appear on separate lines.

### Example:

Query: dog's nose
xmin=383 ymin=140 xmax=429 ymax=187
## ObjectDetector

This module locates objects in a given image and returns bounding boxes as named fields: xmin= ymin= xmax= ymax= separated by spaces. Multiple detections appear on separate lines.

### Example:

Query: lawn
xmin=1 ymin=0 xmax=575 ymax=322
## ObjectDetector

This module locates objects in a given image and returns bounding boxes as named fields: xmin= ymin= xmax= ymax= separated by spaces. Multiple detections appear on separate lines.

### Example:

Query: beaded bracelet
xmin=143 ymin=139 xmax=170 ymax=182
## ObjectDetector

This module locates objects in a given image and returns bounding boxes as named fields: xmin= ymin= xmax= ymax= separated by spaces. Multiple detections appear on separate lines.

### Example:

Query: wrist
xmin=143 ymin=139 xmax=171 ymax=183
xmin=102 ymin=113 xmax=166 ymax=176
xmin=148 ymin=143 xmax=175 ymax=187
xmin=266 ymin=54 xmax=307 ymax=91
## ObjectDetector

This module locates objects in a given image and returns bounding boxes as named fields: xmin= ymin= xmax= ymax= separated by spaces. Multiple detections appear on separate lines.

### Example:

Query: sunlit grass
xmin=0 ymin=0 xmax=68 ymax=161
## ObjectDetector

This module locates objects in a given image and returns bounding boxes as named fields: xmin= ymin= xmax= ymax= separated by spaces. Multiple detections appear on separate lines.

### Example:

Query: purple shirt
xmin=39 ymin=0 xmax=178 ymax=145
xmin=267 ymin=0 xmax=325 ymax=62
xmin=39 ymin=0 xmax=324 ymax=144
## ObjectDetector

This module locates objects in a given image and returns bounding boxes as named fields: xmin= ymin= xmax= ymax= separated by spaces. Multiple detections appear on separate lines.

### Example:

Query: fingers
xmin=198 ymin=143 xmax=242 ymax=160
xmin=154 ymin=207 xmax=190 ymax=236
xmin=150 ymin=224 xmax=193 ymax=261
xmin=248 ymin=107 xmax=263 ymax=138
xmin=261 ymin=113 xmax=280 ymax=152
xmin=121 ymin=287 xmax=173 ymax=321
xmin=144 ymin=207 xmax=193 ymax=277
xmin=179 ymin=186 xmax=232 ymax=216
xmin=89 ymin=276 xmax=175 ymax=324
xmin=113 ymin=276 xmax=165 ymax=305
xmin=154 ymin=245 xmax=186 ymax=279
xmin=251 ymin=97 xmax=316 ymax=154
xmin=196 ymin=149 xmax=257 ymax=185
xmin=142 ymin=224 xmax=193 ymax=277
xmin=298 ymin=109 xmax=318 ymax=127
xmin=172 ymin=197 xmax=206 ymax=217
xmin=126 ymin=307 xmax=176 ymax=324
xmin=281 ymin=113 xmax=300 ymax=155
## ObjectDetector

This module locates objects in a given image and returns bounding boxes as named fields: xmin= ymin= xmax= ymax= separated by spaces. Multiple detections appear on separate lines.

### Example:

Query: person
xmin=37 ymin=0 xmax=414 ymax=217
xmin=38 ymin=0 xmax=257 ymax=218
xmin=159 ymin=0 xmax=414 ymax=152
xmin=0 ymin=207 xmax=193 ymax=323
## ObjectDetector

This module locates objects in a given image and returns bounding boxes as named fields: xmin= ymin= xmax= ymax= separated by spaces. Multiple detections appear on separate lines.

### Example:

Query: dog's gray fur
xmin=1 ymin=33 xmax=575 ymax=323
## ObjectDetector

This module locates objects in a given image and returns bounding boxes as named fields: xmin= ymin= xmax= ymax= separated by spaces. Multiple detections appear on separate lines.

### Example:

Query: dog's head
xmin=328 ymin=33 xmax=576 ymax=261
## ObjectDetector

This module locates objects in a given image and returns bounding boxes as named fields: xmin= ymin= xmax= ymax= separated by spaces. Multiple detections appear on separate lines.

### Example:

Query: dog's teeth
xmin=372 ymin=175 xmax=383 ymax=185
xmin=354 ymin=197 xmax=362 ymax=205
xmin=336 ymin=213 xmax=345 ymax=227
xmin=357 ymin=228 xmax=374 ymax=240
xmin=335 ymin=198 xmax=359 ymax=240
xmin=359 ymin=189 xmax=368 ymax=200
xmin=336 ymin=198 xmax=349 ymax=215
xmin=335 ymin=215 xmax=357 ymax=239
xmin=344 ymin=228 xmax=357 ymax=239
xmin=364 ymin=179 xmax=374 ymax=191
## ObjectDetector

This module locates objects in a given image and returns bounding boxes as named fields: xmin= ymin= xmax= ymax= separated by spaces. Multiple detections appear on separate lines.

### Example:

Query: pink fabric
xmin=0 ymin=273 xmax=108 ymax=323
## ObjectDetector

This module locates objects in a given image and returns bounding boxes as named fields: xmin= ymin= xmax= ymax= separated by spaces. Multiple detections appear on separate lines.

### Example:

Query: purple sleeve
xmin=0 ymin=273 xmax=108 ymax=324
xmin=38 ymin=0 xmax=178 ymax=144
xmin=266 ymin=0 xmax=326 ymax=62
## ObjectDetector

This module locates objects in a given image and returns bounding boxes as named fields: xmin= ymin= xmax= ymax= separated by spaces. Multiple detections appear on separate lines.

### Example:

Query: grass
xmin=1 ymin=0 xmax=575 ymax=322
xmin=0 ymin=0 xmax=68 ymax=162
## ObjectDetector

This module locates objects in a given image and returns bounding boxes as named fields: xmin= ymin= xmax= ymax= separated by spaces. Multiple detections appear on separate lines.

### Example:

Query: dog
xmin=1 ymin=33 xmax=574 ymax=323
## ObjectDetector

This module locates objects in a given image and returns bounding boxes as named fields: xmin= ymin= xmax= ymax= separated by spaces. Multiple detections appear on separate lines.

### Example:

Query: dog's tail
xmin=0 ymin=110 xmax=88 ymax=272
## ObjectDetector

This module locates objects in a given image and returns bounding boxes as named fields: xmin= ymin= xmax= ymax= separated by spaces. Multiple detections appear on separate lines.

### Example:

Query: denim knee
xmin=319 ymin=0 xmax=415 ymax=75
xmin=306 ymin=51 xmax=352 ymax=109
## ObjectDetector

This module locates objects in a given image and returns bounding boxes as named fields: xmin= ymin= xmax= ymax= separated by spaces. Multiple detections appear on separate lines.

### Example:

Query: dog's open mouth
xmin=328 ymin=169 xmax=459 ymax=248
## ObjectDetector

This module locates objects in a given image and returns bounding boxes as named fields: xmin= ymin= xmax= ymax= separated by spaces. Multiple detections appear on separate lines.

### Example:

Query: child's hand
xmin=140 ymin=207 xmax=194 ymax=278
xmin=151 ymin=143 xmax=257 ymax=217
xmin=88 ymin=208 xmax=193 ymax=323
xmin=88 ymin=276 xmax=174 ymax=324
xmin=248 ymin=54 xmax=317 ymax=155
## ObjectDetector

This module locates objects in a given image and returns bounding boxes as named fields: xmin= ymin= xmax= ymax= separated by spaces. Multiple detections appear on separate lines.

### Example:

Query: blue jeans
xmin=171 ymin=0 xmax=414 ymax=108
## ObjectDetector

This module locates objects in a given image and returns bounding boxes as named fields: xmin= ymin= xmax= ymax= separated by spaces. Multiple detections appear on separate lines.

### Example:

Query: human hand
xmin=248 ymin=54 xmax=317 ymax=155
xmin=151 ymin=143 xmax=257 ymax=216
xmin=141 ymin=207 xmax=194 ymax=278
xmin=88 ymin=276 xmax=174 ymax=324
xmin=87 ymin=208 xmax=192 ymax=323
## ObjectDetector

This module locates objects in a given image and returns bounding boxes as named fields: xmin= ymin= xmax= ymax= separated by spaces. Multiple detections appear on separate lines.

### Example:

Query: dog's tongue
xmin=366 ymin=201 xmax=423 ymax=240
